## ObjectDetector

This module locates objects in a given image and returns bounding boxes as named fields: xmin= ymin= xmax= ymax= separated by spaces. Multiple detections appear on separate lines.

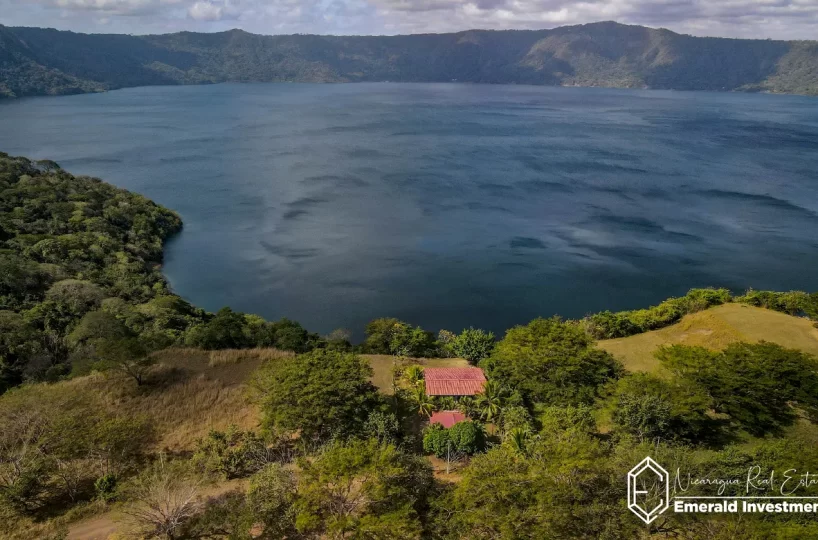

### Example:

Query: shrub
xmin=192 ymin=426 xmax=267 ymax=479
xmin=583 ymin=288 xmax=731 ymax=339
xmin=448 ymin=421 xmax=486 ymax=455
xmin=448 ymin=328 xmax=496 ymax=364
xmin=363 ymin=318 xmax=438 ymax=357
xmin=94 ymin=474 xmax=117 ymax=502
xmin=422 ymin=424 xmax=451 ymax=457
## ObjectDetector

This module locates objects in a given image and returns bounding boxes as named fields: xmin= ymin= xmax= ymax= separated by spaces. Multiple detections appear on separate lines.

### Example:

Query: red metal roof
xmin=429 ymin=410 xmax=467 ymax=429
xmin=425 ymin=367 xmax=486 ymax=396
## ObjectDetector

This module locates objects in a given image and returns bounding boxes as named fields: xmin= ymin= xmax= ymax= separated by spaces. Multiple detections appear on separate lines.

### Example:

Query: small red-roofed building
xmin=429 ymin=410 xmax=467 ymax=429
xmin=424 ymin=367 xmax=486 ymax=397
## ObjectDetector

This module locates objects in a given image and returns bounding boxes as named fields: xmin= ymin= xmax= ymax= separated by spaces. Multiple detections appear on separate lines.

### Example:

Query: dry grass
xmin=361 ymin=355 xmax=471 ymax=394
xmin=599 ymin=304 xmax=818 ymax=374
xmin=52 ymin=348 xmax=289 ymax=453
xmin=208 ymin=348 xmax=294 ymax=367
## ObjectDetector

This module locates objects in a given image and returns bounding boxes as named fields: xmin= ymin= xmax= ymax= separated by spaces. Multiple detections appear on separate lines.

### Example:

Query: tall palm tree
xmin=404 ymin=364 xmax=425 ymax=388
xmin=411 ymin=386 xmax=435 ymax=418
xmin=475 ymin=380 xmax=506 ymax=422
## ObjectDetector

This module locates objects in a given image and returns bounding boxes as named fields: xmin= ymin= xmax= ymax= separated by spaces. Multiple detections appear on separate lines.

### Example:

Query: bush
xmin=447 ymin=328 xmax=495 ymax=364
xmin=94 ymin=474 xmax=117 ymax=502
xmin=192 ymin=426 xmax=267 ymax=479
xmin=423 ymin=424 xmax=451 ymax=457
xmin=363 ymin=318 xmax=438 ymax=357
xmin=583 ymin=288 xmax=731 ymax=339
xmin=423 ymin=421 xmax=485 ymax=457
xmin=448 ymin=421 xmax=486 ymax=455
xmin=736 ymin=289 xmax=811 ymax=316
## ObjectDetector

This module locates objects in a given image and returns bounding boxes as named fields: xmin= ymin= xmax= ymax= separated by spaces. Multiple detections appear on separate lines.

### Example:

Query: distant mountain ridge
xmin=1 ymin=21 xmax=817 ymax=98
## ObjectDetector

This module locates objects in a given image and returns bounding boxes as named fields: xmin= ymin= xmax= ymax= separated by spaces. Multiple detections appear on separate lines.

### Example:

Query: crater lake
xmin=2 ymin=83 xmax=818 ymax=337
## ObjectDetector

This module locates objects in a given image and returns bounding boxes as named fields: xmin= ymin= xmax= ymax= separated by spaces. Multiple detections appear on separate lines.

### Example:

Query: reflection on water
xmin=2 ymin=83 xmax=818 ymax=338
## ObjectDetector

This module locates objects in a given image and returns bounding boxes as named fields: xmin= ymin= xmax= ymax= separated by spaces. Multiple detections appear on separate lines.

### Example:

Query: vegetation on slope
xmin=599 ymin=303 xmax=818 ymax=372
xmin=2 ymin=153 xmax=818 ymax=538
xmin=2 ymin=21 xmax=818 ymax=98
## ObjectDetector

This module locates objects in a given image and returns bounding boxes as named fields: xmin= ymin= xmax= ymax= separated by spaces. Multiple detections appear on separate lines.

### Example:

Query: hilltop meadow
xmin=2 ymin=151 xmax=818 ymax=539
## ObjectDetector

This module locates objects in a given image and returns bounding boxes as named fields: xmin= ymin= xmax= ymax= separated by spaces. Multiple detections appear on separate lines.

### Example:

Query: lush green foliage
xmin=445 ymin=327 xmax=495 ymax=364
xmin=422 ymin=421 xmax=485 ymax=458
xmin=253 ymin=349 xmax=382 ymax=445
xmin=295 ymin=438 xmax=433 ymax=538
xmin=607 ymin=372 xmax=715 ymax=442
xmin=362 ymin=317 xmax=439 ymax=357
xmin=0 ymin=153 xmax=328 ymax=395
xmin=583 ymin=287 xmax=732 ymax=339
xmin=191 ymin=426 xmax=270 ymax=480
xmin=484 ymin=316 xmax=623 ymax=405
xmin=658 ymin=342 xmax=818 ymax=435
xmin=2 ymin=23 xmax=818 ymax=98
xmin=735 ymin=289 xmax=818 ymax=318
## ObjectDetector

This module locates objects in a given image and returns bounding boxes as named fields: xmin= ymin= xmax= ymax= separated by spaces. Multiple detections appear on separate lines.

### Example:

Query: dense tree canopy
xmin=252 ymin=350 xmax=382 ymax=445
xmin=658 ymin=342 xmax=818 ymax=434
xmin=484 ymin=317 xmax=623 ymax=405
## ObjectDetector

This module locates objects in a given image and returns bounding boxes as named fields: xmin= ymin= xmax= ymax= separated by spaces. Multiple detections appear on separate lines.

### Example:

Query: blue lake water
xmin=1 ymin=83 xmax=818 ymax=338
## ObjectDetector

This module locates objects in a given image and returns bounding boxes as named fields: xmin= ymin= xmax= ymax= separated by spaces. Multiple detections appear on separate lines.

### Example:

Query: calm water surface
xmin=2 ymin=83 xmax=818 ymax=337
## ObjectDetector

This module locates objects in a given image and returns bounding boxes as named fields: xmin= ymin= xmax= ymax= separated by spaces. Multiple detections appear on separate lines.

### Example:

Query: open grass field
xmin=599 ymin=304 xmax=818 ymax=373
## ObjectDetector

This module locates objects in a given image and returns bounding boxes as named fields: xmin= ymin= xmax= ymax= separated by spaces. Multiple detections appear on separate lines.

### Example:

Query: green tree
xmin=252 ymin=350 xmax=381 ymax=445
xmin=475 ymin=379 xmax=506 ymax=422
xmin=410 ymin=386 xmax=435 ymax=418
xmin=608 ymin=373 xmax=714 ymax=442
xmin=485 ymin=317 xmax=622 ymax=405
xmin=294 ymin=438 xmax=432 ymax=539
xmin=0 ymin=311 xmax=38 ymax=393
xmin=185 ymin=307 xmax=251 ymax=350
xmin=658 ymin=342 xmax=818 ymax=435
xmin=448 ymin=327 xmax=495 ymax=364
xmin=448 ymin=420 xmax=486 ymax=455
xmin=422 ymin=424 xmax=451 ymax=458
xmin=247 ymin=463 xmax=297 ymax=538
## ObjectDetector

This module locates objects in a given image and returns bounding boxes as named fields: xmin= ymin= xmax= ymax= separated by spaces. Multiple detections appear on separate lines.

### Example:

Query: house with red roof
xmin=424 ymin=367 xmax=486 ymax=397
xmin=429 ymin=410 xmax=467 ymax=429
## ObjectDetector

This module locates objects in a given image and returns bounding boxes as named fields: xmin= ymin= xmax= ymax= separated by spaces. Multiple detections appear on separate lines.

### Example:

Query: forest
xmin=2 ymin=152 xmax=818 ymax=539
xmin=2 ymin=21 xmax=818 ymax=99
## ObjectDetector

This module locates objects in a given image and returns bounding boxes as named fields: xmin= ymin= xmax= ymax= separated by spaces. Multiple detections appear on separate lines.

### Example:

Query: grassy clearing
xmin=362 ymin=355 xmax=471 ymax=394
xmin=599 ymin=304 xmax=818 ymax=373
xmin=78 ymin=348 xmax=292 ymax=452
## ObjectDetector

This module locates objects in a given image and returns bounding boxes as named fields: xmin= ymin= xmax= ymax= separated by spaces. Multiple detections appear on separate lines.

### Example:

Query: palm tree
xmin=505 ymin=427 xmax=531 ymax=457
xmin=403 ymin=364 xmax=425 ymax=388
xmin=475 ymin=380 xmax=506 ymax=422
xmin=437 ymin=396 xmax=457 ymax=411
xmin=458 ymin=396 xmax=478 ymax=418
xmin=411 ymin=386 xmax=435 ymax=418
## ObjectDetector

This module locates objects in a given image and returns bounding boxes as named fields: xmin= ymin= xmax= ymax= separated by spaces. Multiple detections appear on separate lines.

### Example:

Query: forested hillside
xmin=1 ymin=21 xmax=817 ymax=98
xmin=0 ymin=153 xmax=327 ymax=394
xmin=3 ymin=152 xmax=818 ymax=538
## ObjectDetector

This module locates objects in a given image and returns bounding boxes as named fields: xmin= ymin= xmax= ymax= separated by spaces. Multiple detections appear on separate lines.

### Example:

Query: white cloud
xmin=1 ymin=0 xmax=817 ymax=39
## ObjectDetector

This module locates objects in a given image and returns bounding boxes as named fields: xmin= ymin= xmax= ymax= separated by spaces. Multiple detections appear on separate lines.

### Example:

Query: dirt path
xmin=66 ymin=514 xmax=117 ymax=540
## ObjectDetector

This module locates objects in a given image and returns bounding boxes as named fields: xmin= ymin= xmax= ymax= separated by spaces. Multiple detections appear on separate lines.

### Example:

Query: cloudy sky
xmin=2 ymin=0 xmax=817 ymax=39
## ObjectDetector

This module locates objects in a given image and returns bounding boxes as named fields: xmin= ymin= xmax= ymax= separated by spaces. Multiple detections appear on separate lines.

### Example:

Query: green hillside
xmin=600 ymin=303 xmax=818 ymax=373
xmin=2 ymin=21 xmax=818 ymax=98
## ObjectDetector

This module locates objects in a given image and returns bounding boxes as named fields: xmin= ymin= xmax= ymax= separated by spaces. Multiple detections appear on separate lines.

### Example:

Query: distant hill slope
xmin=599 ymin=303 xmax=818 ymax=373
xmin=1 ymin=21 xmax=817 ymax=98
